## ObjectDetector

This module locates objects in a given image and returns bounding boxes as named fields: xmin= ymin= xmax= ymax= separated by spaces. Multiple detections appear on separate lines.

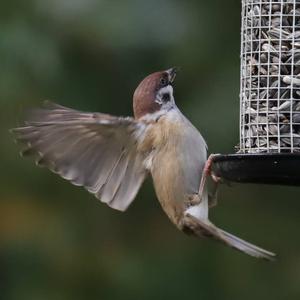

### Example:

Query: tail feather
xmin=184 ymin=214 xmax=276 ymax=261
xmin=219 ymin=228 xmax=276 ymax=260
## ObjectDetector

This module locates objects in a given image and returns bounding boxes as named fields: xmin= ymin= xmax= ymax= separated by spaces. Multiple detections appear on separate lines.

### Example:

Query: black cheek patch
xmin=162 ymin=93 xmax=170 ymax=102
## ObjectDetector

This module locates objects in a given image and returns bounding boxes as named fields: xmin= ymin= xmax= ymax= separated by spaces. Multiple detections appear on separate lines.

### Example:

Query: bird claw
xmin=185 ymin=194 xmax=201 ymax=207
xmin=198 ymin=153 xmax=222 ymax=204
xmin=208 ymin=189 xmax=218 ymax=208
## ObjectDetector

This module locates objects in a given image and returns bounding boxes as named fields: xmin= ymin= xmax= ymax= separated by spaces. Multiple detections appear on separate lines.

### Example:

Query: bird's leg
xmin=198 ymin=154 xmax=222 ymax=204
xmin=208 ymin=180 xmax=219 ymax=208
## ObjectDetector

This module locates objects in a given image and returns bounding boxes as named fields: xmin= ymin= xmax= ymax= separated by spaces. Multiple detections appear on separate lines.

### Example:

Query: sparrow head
xmin=133 ymin=67 xmax=178 ymax=119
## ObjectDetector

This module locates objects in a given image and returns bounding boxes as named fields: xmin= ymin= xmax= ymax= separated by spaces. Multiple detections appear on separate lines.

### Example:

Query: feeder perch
xmin=212 ymin=0 xmax=300 ymax=186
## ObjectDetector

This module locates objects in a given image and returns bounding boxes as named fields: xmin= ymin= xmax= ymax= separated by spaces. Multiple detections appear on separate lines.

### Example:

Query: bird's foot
xmin=185 ymin=194 xmax=201 ymax=208
xmin=198 ymin=154 xmax=222 ymax=201
xmin=208 ymin=190 xmax=218 ymax=208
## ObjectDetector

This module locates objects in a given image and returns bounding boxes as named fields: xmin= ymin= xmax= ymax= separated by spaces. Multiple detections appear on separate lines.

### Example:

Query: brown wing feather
xmin=11 ymin=101 xmax=147 ymax=211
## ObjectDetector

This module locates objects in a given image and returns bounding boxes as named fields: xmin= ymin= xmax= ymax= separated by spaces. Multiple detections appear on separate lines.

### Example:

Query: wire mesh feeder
xmin=212 ymin=0 xmax=300 ymax=185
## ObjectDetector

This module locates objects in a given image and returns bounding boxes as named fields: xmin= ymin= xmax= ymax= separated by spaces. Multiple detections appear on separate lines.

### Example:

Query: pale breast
xmin=144 ymin=109 xmax=207 ymax=226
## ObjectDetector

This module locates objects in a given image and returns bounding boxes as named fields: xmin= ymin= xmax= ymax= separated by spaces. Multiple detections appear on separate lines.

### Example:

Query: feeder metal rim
xmin=212 ymin=153 xmax=300 ymax=186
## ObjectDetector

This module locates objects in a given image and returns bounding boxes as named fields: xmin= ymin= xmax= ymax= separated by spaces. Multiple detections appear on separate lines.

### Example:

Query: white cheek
xmin=159 ymin=85 xmax=173 ymax=95
xmin=156 ymin=85 xmax=174 ymax=104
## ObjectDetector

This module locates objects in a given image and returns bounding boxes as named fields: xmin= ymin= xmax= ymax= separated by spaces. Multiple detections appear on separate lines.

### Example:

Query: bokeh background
xmin=1 ymin=0 xmax=300 ymax=299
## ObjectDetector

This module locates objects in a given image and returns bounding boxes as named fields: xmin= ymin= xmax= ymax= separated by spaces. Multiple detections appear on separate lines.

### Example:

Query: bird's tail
xmin=183 ymin=214 xmax=276 ymax=261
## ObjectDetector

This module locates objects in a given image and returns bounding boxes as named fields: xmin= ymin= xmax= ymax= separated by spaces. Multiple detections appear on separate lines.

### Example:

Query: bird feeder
xmin=212 ymin=0 xmax=300 ymax=185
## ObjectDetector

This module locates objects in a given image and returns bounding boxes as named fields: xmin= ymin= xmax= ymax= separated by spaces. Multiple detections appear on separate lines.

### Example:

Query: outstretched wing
xmin=11 ymin=101 xmax=147 ymax=211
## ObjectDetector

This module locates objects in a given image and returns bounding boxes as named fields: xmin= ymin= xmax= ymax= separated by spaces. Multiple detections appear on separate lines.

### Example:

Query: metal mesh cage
xmin=240 ymin=0 xmax=300 ymax=153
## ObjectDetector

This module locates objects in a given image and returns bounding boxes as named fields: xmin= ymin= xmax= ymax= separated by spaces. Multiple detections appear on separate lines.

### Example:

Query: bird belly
xmin=150 ymin=126 xmax=207 ymax=226
xmin=151 ymin=148 xmax=187 ymax=225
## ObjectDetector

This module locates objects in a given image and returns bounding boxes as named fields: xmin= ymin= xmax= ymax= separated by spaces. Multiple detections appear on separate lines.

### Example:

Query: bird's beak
xmin=166 ymin=67 xmax=178 ymax=83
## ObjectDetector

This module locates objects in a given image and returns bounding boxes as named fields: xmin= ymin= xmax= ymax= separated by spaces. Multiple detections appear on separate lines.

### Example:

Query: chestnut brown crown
xmin=133 ymin=68 xmax=177 ymax=119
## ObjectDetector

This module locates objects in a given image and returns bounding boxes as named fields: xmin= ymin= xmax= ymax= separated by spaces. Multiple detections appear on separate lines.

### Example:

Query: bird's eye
xmin=160 ymin=77 xmax=168 ymax=86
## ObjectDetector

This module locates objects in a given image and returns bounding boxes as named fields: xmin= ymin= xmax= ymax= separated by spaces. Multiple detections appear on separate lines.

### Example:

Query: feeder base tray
xmin=212 ymin=153 xmax=300 ymax=186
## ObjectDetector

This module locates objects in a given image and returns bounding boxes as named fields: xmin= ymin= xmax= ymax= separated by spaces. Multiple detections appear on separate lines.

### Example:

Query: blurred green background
xmin=1 ymin=0 xmax=300 ymax=299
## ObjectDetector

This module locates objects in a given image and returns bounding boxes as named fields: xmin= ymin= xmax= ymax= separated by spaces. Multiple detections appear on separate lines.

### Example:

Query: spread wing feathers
xmin=11 ymin=101 xmax=147 ymax=211
xmin=184 ymin=214 xmax=276 ymax=261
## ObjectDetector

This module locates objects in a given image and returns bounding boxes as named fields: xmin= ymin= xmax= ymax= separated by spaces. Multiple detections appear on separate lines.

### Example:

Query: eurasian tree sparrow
xmin=12 ymin=68 xmax=275 ymax=260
